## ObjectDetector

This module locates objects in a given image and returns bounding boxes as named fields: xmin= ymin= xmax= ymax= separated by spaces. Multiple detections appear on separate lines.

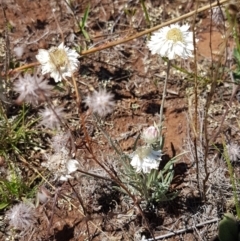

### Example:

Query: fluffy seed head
xmin=38 ymin=106 xmax=65 ymax=130
xmin=84 ymin=89 xmax=115 ymax=117
xmin=6 ymin=202 xmax=37 ymax=232
xmin=13 ymin=45 xmax=25 ymax=59
xmin=13 ymin=73 xmax=53 ymax=105
xmin=227 ymin=143 xmax=240 ymax=162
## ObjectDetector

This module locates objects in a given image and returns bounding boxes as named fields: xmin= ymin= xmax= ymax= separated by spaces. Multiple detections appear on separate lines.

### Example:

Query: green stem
xmin=140 ymin=0 xmax=151 ymax=28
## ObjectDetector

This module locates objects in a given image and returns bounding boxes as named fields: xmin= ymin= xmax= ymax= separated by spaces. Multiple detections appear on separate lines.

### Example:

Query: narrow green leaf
xmin=82 ymin=4 xmax=90 ymax=27
xmin=0 ymin=203 xmax=9 ymax=210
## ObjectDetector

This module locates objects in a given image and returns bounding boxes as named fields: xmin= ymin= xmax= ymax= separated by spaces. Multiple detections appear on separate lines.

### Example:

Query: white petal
xmin=59 ymin=175 xmax=69 ymax=181
xmin=58 ymin=42 xmax=65 ymax=49
xmin=130 ymin=155 xmax=142 ymax=172
xmin=181 ymin=24 xmax=190 ymax=31
xmin=67 ymin=159 xmax=79 ymax=174
xmin=50 ymin=71 xmax=62 ymax=82
xmin=36 ymin=49 xmax=50 ymax=63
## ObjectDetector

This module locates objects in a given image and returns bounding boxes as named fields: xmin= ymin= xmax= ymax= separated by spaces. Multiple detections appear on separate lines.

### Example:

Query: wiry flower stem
xmin=192 ymin=0 xmax=201 ymax=199
xmin=77 ymin=168 xmax=113 ymax=181
xmin=159 ymin=60 xmax=171 ymax=135
xmin=72 ymin=75 xmax=81 ymax=107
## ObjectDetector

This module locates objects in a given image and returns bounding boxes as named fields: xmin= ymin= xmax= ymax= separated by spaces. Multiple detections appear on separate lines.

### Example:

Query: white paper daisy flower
xmin=36 ymin=42 xmax=79 ymax=82
xmin=130 ymin=147 xmax=162 ymax=173
xmin=147 ymin=23 xmax=194 ymax=60
xmin=227 ymin=143 xmax=240 ymax=162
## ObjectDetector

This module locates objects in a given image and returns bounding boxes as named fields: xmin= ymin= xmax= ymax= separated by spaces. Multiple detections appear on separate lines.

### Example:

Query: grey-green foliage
xmin=119 ymin=153 xmax=178 ymax=205
xmin=218 ymin=213 xmax=240 ymax=241
xmin=116 ymin=126 xmax=181 ymax=205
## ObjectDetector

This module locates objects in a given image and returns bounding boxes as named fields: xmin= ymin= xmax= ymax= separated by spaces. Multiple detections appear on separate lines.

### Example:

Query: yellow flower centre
xmin=137 ymin=147 xmax=152 ymax=160
xmin=166 ymin=28 xmax=183 ymax=42
xmin=49 ymin=48 xmax=68 ymax=68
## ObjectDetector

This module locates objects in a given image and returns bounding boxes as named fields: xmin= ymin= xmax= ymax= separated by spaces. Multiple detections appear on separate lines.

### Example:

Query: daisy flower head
xmin=39 ymin=106 xmax=65 ymax=130
xmin=130 ymin=146 xmax=162 ymax=173
xmin=36 ymin=42 xmax=79 ymax=82
xmin=84 ymin=89 xmax=115 ymax=117
xmin=13 ymin=73 xmax=53 ymax=105
xmin=6 ymin=202 xmax=37 ymax=232
xmin=147 ymin=23 xmax=194 ymax=60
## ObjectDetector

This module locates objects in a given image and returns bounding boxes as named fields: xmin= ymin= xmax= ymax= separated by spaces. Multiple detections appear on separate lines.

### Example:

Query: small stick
xmin=143 ymin=218 xmax=219 ymax=241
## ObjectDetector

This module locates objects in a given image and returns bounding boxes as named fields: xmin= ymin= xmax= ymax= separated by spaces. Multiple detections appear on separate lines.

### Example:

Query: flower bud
xmin=142 ymin=126 xmax=159 ymax=144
